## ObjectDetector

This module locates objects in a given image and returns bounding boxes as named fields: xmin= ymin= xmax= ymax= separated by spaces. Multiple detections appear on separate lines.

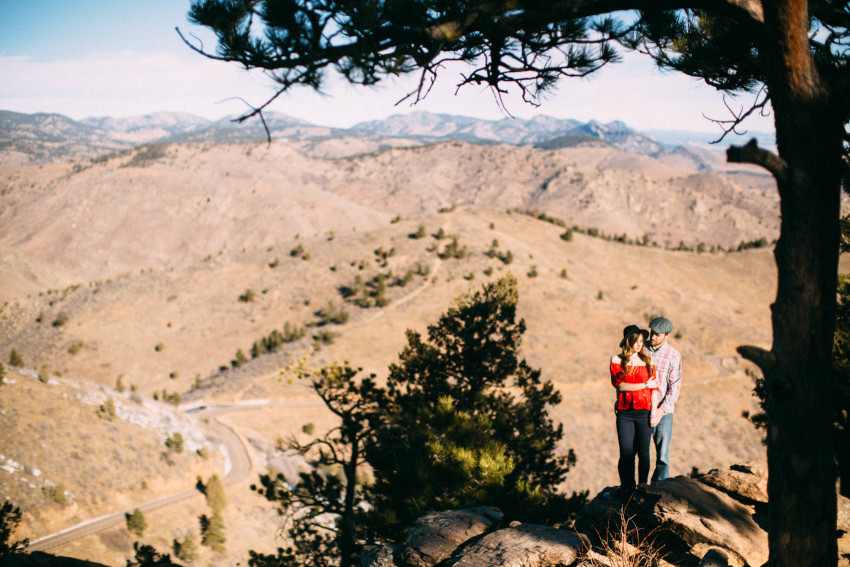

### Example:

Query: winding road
xmin=25 ymin=401 xmax=316 ymax=553
xmin=25 ymin=353 xmax=741 ymax=553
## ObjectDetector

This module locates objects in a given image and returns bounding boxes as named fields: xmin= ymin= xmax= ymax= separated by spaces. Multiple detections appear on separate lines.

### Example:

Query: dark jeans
xmin=615 ymin=409 xmax=652 ymax=490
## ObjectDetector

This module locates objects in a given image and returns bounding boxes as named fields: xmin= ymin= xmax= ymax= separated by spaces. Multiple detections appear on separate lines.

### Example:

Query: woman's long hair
xmin=619 ymin=332 xmax=653 ymax=370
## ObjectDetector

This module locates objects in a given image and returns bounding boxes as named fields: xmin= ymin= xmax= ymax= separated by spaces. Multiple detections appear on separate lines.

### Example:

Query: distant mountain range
xmin=0 ymin=108 xmax=775 ymax=166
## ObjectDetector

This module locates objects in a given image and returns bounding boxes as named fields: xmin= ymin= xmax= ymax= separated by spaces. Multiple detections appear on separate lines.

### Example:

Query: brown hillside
xmin=0 ymin=140 xmax=778 ymax=296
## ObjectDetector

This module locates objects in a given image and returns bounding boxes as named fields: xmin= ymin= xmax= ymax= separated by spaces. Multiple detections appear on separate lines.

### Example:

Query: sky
xmin=0 ymin=0 xmax=775 ymax=135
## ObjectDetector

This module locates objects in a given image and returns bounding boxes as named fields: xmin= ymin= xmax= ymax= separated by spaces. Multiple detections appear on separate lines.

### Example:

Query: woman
xmin=610 ymin=324 xmax=659 ymax=496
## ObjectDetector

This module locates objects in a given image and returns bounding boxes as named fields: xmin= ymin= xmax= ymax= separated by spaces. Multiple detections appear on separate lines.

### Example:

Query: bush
xmin=200 ymin=510 xmax=226 ymax=553
xmin=313 ymin=330 xmax=337 ymax=346
xmin=154 ymin=342 xmax=165 ymax=352
xmin=204 ymin=474 xmax=227 ymax=511
xmin=0 ymin=363 xmax=5 ymax=384
xmin=52 ymin=312 xmax=69 ymax=327
xmin=410 ymin=225 xmax=427 ymax=239
xmin=97 ymin=398 xmax=117 ymax=421
xmin=174 ymin=536 xmax=198 ymax=562
xmin=233 ymin=348 xmax=249 ymax=367
xmin=8 ymin=349 xmax=22 ymax=368
xmin=126 ymin=508 xmax=147 ymax=537
xmin=269 ymin=257 xmax=281 ymax=268
xmin=165 ymin=432 xmax=184 ymax=453
xmin=43 ymin=483 xmax=69 ymax=506
xmin=239 ymin=289 xmax=256 ymax=302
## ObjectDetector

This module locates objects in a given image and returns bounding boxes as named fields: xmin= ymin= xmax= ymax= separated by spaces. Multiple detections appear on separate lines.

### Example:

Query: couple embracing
xmin=609 ymin=317 xmax=682 ymax=498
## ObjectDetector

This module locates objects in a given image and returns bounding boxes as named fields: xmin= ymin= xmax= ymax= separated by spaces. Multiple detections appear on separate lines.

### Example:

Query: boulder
xmin=399 ymin=506 xmax=504 ymax=567
xmin=444 ymin=523 xmax=590 ymax=567
xmin=628 ymin=476 xmax=768 ymax=567
xmin=697 ymin=463 xmax=768 ymax=505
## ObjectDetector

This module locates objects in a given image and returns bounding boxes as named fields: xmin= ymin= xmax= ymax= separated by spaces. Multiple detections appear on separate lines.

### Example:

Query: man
xmin=645 ymin=316 xmax=682 ymax=481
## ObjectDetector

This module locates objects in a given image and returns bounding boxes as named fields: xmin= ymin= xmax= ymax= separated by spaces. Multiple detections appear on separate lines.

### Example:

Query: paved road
xmin=25 ymin=401 xmax=311 ymax=552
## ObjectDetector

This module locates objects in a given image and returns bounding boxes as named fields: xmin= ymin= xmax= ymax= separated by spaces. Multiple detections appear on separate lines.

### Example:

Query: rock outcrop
xmin=363 ymin=464 xmax=850 ymax=567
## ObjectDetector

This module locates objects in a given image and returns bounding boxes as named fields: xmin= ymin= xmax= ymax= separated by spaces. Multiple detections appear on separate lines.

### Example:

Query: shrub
xmin=126 ymin=508 xmax=147 ymax=537
xmin=313 ymin=330 xmax=337 ymax=346
xmin=438 ymin=237 xmax=467 ymax=259
xmin=198 ymin=446 xmax=210 ymax=459
xmin=318 ymin=302 xmax=350 ymax=325
xmin=410 ymin=225 xmax=427 ymax=239
xmin=42 ymin=483 xmax=69 ymax=507
xmin=239 ymin=289 xmax=255 ymax=302
xmin=200 ymin=510 xmax=226 ymax=553
xmin=0 ymin=363 xmax=5 ymax=384
xmin=269 ymin=257 xmax=281 ymax=268
xmin=527 ymin=265 xmax=538 ymax=278
xmin=233 ymin=348 xmax=249 ymax=367
xmin=38 ymin=366 xmax=49 ymax=383
xmin=97 ymin=398 xmax=117 ymax=421
xmin=174 ymin=536 xmax=198 ymax=562
xmin=154 ymin=342 xmax=165 ymax=352
xmin=301 ymin=422 xmax=315 ymax=435
xmin=560 ymin=228 xmax=574 ymax=241
xmin=115 ymin=377 xmax=125 ymax=392
xmin=52 ymin=312 xmax=69 ymax=327
xmin=165 ymin=432 xmax=184 ymax=453
xmin=8 ymin=349 xmax=23 ymax=367
xmin=204 ymin=474 xmax=227 ymax=511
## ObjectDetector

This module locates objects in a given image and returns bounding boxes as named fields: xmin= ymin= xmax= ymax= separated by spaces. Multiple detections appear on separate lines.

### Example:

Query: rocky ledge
xmin=364 ymin=464 xmax=850 ymax=567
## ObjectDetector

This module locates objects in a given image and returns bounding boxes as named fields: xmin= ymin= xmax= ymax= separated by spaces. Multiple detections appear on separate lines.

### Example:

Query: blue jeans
xmin=652 ymin=413 xmax=673 ymax=481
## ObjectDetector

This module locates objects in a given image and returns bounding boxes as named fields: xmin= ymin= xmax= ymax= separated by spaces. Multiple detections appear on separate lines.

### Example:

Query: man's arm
xmin=658 ymin=353 xmax=682 ymax=414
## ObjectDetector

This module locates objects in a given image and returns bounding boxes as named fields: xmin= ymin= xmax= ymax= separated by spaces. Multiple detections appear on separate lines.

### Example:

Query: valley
xmin=0 ymin=123 xmax=794 ymax=565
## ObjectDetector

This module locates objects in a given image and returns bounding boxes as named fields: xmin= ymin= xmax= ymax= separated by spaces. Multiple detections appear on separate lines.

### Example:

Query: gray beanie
xmin=649 ymin=316 xmax=673 ymax=334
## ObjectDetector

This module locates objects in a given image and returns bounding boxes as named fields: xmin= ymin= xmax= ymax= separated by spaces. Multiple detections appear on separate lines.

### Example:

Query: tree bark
xmin=744 ymin=1 xmax=843 ymax=565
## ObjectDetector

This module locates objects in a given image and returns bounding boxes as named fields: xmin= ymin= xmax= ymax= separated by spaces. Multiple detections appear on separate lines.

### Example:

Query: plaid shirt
xmin=646 ymin=341 xmax=682 ymax=415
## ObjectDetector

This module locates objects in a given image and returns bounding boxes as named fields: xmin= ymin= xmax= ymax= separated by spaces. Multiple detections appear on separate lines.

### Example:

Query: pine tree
xmin=126 ymin=508 xmax=147 ymax=537
xmin=173 ymin=535 xmax=198 ymax=562
xmin=204 ymin=474 xmax=227 ymax=512
xmin=200 ymin=510 xmax=226 ymax=553
xmin=7 ymin=349 xmax=22 ymax=368
xmin=0 ymin=501 xmax=29 ymax=557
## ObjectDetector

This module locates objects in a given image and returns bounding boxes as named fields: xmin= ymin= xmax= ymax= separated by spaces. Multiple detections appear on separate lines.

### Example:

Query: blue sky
xmin=0 ymin=1 xmax=774 ymax=134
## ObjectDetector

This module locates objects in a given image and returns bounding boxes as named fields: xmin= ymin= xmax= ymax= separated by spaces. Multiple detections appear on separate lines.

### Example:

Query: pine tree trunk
xmin=756 ymin=2 xmax=842 ymax=564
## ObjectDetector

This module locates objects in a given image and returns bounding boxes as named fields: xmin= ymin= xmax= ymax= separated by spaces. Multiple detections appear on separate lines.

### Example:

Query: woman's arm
xmin=617 ymin=377 xmax=658 ymax=392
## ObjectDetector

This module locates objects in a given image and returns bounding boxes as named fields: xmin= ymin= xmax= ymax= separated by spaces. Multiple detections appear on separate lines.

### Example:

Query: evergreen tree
xmin=204 ymin=474 xmax=227 ymax=512
xmin=125 ymin=542 xmax=175 ymax=567
xmin=367 ymin=274 xmax=581 ymax=538
xmin=0 ymin=501 xmax=28 ymax=557
xmin=251 ymin=364 xmax=381 ymax=567
xmin=200 ymin=510 xmax=226 ymax=553
xmin=173 ymin=536 xmax=198 ymax=562
xmin=7 ymin=349 xmax=22 ymax=368
xmin=126 ymin=508 xmax=147 ymax=537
